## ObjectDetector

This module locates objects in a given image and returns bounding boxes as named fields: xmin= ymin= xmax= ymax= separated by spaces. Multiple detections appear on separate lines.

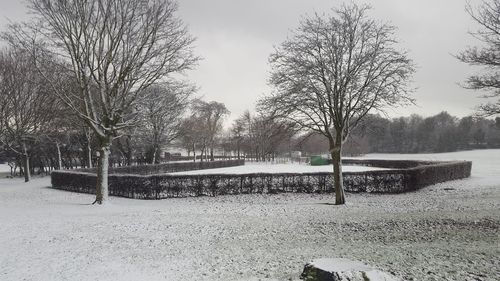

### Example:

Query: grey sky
xmin=0 ymin=0 xmax=484 ymax=121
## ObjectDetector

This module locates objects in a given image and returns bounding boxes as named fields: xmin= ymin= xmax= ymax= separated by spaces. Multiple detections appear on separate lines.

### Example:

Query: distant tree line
xmin=356 ymin=112 xmax=500 ymax=154
xmin=293 ymin=112 xmax=500 ymax=156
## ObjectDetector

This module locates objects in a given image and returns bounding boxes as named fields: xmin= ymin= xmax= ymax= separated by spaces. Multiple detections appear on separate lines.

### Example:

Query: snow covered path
xmin=0 ymin=150 xmax=499 ymax=281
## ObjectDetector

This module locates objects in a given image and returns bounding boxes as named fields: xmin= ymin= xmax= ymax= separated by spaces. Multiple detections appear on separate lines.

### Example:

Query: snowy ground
xmin=170 ymin=163 xmax=389 ymax=175
xmin=0 ymin=150 xmax=499 ymax=281
xmin=0 ymin=163 xmax=10 ymax=173
xmin=350 ymin=149 xmax=499 ymax=178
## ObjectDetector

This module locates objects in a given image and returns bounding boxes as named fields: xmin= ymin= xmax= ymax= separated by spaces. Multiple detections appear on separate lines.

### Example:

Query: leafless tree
xmin=458 ymin=0 xmax=500 ymax=116
xmin=179 ymin=117 xmax=202 ymax=162
xmin=230 ymin=110 xmax=253 ymax=159
xmin=0 ymin=57 xmax=9 ymax=148
xmin=6 ymin=0 xmax=198 ymax=204
xmin=41 ymin=105 xmax=77 ymax=170
xmin=114 ymin=127 xmax=139 ymax=166
xmin=252 ymin=115 xmax=297 ymax=161
xmin=190 ymin=100 xmax=230 ymax=161
xmin=0 ymin=48 xmax=59 ymax=182
xmin=230 ymin=116 xmax=247 ymax=159
xmin=137 ymin=81 xmax=195 ymax=164
xmin=230 ymin=111 xmax=297 ymax=161
xmin=259 ymin=4 xmax=414 ymax=205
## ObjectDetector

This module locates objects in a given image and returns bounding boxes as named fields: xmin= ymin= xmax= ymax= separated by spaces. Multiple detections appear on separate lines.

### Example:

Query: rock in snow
xmin=301 ymin=258 xmax=401 ymax=281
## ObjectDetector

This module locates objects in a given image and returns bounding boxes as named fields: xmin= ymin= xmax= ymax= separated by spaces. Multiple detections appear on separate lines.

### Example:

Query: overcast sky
xmin=0 ymin=0 xmax=485 ymax=121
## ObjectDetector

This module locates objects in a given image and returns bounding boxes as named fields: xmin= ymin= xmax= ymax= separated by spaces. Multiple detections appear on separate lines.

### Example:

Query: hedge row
xmin=78 ymin=159 xmax=245 ymax=175
xmin=341 ymin=159 xmax=436 ymax=168
xmin=51 ymin=160 xmax=472 ymax=199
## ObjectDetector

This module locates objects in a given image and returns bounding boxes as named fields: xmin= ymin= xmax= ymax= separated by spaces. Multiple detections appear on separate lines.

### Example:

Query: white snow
xmin=309 ymin=258 xmax=400 ymax=281
xmin=0 ymin=163 xmax=11 ymax=173
xmin=311 ymin=258 xmax=372 ymax=272
xmin=169 ymin=163 xmax=389 ymax=175
xmin=0 ymin=149 xmax=498 ymax=281
xmin=350 ymin=149 xmax=500 ymax=177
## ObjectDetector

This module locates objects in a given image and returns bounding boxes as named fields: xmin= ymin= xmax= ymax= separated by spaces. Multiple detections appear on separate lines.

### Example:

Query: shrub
xmin=78 ymin=159 xmax=245 ymax=175
xmin=51 ymin=159 xmax=472 ymax=199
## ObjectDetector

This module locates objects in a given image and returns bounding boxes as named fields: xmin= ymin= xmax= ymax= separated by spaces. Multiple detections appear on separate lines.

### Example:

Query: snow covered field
xmin=170 ymin=163 xmax=389 ymax=175
xmin=351 ymin=149 xmax=500 ymax=178
xmin=0 ymin=163 xmax=10 ymax=173
xmin=0 ymin=150 xmax=499 ymax=281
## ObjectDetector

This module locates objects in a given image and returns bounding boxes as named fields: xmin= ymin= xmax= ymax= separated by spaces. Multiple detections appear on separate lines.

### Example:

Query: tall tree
xmin=458 ymin=0 xmax=500 ymax=116
xmin=235 ymin=112 xmax=297 ymax=161
xmin=7 ymin=0 xmax=198 ymax=204
xmin=259 ymin=4 xmax=414 ymax=205
xmin=138 ymin=81 xmax=194 ymax=164
xmin=179 ymin=117 xmax=203 ymax=161
xmin=191 ymin=100 xmax=229 ymax=161
xmin=230 ymin=116 xmax=247 ymax=159
xmin=0 ymin=48 xmax=59 ymax=182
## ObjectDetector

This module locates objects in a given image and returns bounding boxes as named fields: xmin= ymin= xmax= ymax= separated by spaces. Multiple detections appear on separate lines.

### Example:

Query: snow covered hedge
xmin=51 ymin=160 xmax=472 ymax=199
xmin=78 ymin=159 xmax=245 ymax=175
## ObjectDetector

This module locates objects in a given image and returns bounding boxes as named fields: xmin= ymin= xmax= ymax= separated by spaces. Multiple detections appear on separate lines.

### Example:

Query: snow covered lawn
xmin=169 ymin=163 xmax=389 ymax=175
xmin=0 ymin=150 xmax=499 ymax=281
xmin=0 ymin=163 xmax=11 ymax=173
xmin=350 ymin=149 xmax=499 ymax=178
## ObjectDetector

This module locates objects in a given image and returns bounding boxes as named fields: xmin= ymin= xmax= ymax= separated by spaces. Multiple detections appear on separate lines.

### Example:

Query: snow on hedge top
xmin=169 ymin=163 xmax=389 ymax=175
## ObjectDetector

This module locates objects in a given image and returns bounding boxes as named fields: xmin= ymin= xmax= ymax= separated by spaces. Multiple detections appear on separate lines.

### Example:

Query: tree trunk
xmin=210 ymin=147 xmax=214 ymax=161
xmin=330 ymin=145 xmax=345 ymax=205
xmin=125 ymin=136 xmax=132 ymax=166
xmin=192 ymin=144 xmax=196 ymax=162
xmin=23 ymin=142 xmax=30 ymax=182
xmin=86 ymin=129 xmax=93 ymax=168
xmin=151 ymin=147 xmax=157 ymax=164
xmin=95 ymin=137 xmax=111 ymax=205
xmin=87 ymin=146 xmax=92 ymax=168
xmin=56 ymin=142 xmax=62 ymax=170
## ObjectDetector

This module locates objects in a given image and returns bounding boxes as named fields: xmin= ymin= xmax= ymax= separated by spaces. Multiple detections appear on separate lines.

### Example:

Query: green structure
xmin=310 ymin=155 xmax=329 ymax=166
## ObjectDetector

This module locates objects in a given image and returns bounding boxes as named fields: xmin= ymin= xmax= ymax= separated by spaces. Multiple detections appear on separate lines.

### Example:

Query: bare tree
xmin=230 ymin=111 xmax=297 ymax=161
xmin=252 ymin=115 xmax=297 ymax=161
xmin=179 ymin=117 xmax=203 ymax=162
xmin=0 ymin=55 xmax=9 ymax=153
xmin=41 ymin=106 xmax=77 ymax=170
xmin=114 ymin=127 xmax=139 ymax=166
xmin=191 ymin=100 xmax=230 ymax=161
xmin=230 ymin=117 xmax=247 ymax=159
xmin=0 ymin=48 xmax=59 ymax=182
xmin=230 ymin=110 xmax=253 ymax=159
xmin=6 ymin=0 xmax=198 ymax=204
xmin=138 ymin=81 xmax=195 ymax=164
xmin=259 ymin=4 xmax=414 ymax=205
xmin=458 ymin=0 xmax=500 ymax=116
